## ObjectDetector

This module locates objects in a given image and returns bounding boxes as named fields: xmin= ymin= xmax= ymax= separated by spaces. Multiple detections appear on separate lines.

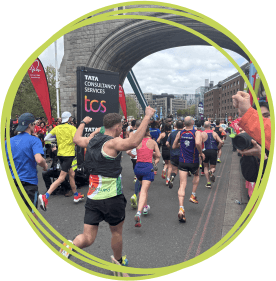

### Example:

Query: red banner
xmin=119 ymin=84 xmax=127 ymax=120
xmin=28 ymin=58 xmax=52 ymax=124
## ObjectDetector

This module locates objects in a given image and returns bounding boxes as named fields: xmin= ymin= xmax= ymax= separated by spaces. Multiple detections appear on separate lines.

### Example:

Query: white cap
xmin=61 ymin=111 xmax=72 ymax=123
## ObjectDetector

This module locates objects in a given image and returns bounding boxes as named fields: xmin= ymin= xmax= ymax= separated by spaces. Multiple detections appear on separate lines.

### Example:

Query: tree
xmin=119 ymin=96 xmax=138 ymax=119
xmin=11 ymin=65 xmax=58 ymax=120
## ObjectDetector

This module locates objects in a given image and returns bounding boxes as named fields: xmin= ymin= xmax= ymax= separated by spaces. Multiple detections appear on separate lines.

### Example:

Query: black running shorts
xmin=14 ymin=179 xmax=38 ymax=213
xmin=170 ymin=155 xmax=179 ymax=167
xmin=58 ymin=156 xmax=75 ymax=172
xmin=162 ymin=149 xmax=170 ymax=161
xmin=178 ymin=162 xmax=199 ymax=175
xmin=84 ymin=194 xmax=127 ymax=226
xmin=203 ymin=149 xmax=217 ymax=165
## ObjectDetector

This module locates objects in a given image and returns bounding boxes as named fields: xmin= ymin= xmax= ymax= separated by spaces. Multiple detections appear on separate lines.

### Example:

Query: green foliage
xmin=11 ymin=65 xmax=58 ymax=120
xmin=119 ymin=96 xmax=138 ymax=119
xmin=177 ymin=105 xmax=195 ymax=117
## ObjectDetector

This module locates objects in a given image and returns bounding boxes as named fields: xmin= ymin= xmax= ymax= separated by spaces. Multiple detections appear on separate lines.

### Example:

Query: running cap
xmin=61 ymin=111 xmax=72 ymax=123
xmin=16 ymin=113 xmax=35 ymax=132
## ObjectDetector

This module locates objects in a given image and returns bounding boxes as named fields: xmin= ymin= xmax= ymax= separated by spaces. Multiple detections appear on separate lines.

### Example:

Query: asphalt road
xmin=36 ymin=136 xmax=242 ymax=275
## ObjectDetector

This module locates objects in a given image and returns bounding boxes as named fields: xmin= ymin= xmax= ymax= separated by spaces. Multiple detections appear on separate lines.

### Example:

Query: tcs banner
xmin=76 ymin=67 xmax=119 ymax=164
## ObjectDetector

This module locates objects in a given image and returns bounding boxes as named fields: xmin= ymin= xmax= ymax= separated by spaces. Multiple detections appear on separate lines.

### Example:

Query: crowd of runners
xmin=6 ymin=90 xmax=271 ymax=273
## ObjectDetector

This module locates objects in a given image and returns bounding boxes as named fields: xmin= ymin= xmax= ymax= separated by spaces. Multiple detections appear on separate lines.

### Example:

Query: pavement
xmin=35 ymin=135 xmax=249 ymax=276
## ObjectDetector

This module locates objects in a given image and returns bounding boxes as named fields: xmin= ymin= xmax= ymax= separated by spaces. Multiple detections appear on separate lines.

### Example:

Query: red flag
xmin=28 ymin=58 xmax=53 ymax=124
xmin=119 ymin=84 xmax=127 ymax=120
xmin=229 ymin=117 xmax=242 ymax=134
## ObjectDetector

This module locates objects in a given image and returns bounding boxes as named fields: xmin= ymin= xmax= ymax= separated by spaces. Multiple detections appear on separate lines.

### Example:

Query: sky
xmin=39 ymin=38 xmax=248 ymax=96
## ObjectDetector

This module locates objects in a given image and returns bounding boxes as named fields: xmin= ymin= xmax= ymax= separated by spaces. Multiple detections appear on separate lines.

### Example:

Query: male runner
xmin=5 ymin=113 xmax=48 ymax=218
xmin=60 ymin=106 xmax=155 ymax=266
xmin=172 ymin=116 xmax=205 ymax=222
xmin=202 ymin=121 xmax=224 ymax=188
xmin=166 ymin=120 xmax=183 ymax=189
xmin=214 ymin=120 xmax=226 ymax=163
xmin=39 ymin=111 xmax=84 ymax=210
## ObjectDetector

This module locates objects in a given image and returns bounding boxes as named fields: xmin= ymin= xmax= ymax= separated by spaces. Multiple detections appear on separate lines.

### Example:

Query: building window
xmin=231 ymin=83 xmax=232 ymax=87
xmin=234 ymin=82 xmax=236 ymax=86
xmin=237 ymin=80 xmax=239 ymax=85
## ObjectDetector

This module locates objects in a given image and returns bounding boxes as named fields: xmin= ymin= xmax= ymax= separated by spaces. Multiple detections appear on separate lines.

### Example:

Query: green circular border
xmin=1 ymin=1 xmax=274 ymax=279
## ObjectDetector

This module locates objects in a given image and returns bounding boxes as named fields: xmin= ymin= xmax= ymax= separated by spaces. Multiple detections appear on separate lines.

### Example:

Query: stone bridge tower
xmin=59 ymin=4 xmax=248 ymax=115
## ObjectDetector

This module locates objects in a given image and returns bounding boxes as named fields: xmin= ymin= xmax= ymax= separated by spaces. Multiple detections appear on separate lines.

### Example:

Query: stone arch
xmin=59 ymin=10 xmax=248 ymax=113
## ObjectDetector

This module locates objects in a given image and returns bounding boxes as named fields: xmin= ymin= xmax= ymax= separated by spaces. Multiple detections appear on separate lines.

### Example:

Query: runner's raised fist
xmin=83 ymin=116 xmax=92 ymax=124
xmin=145 ymin=106 xmax=156 ymax=118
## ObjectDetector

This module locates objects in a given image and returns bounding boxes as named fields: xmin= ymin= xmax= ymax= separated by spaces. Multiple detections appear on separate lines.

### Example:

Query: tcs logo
xmin=85 ymin=95 xmax=106 ymax=113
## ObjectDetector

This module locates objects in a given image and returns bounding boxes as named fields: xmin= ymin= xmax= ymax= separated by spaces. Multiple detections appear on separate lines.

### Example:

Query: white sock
xmin=167 ymin=177 xmax=170 ymax=181
xmin=192 ymin=192 xmax=196 ymax=196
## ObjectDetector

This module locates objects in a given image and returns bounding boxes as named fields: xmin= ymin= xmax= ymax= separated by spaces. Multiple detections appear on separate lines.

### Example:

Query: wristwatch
xmin=80 ymin=120 xmax=86 ymax=125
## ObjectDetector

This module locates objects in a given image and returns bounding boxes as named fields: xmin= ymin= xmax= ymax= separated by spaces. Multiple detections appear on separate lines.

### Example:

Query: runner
xmin=39 ymin=111 xmax=84 ymax=210
xmin=60 ymin=107 xmax=155 ymax=266
xmin=202 ymin=121 xmax=224 ymax=189
xmin=134 ymin=126 xmax=161 ymax=227
xmin=126 ymin=120 xmax=142 ymax=209
xmin=166 ymin=120 xmax=184 ymax=189
xmin=172 ymin=116 xmax=205 ymax=222
xmin=5 ymin=113 xmax=48 ymax=219
xmin=157 ymin=123 xmax=171 ymax=185
xmin=214 ymin=120 xmax=226 ymax=163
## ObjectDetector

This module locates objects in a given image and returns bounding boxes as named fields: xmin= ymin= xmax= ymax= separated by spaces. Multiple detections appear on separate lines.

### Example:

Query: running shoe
xmin=74 ymin=193 xmax=85 ymax=203
xmin=168 ymin=175 xmax=175 ymax=189
xmin=189 ymin=194 xmax=198 ymax=204
xmin=110 ymin=255 xmax=129 ymax=277
xmin=201 ymin=172 xmax=205 ymax=176
xmin=134 ymin=213 xmax=141 ymax=227
xmin=161 ymin=170 xmax=166 ymax=179
xmin=163 ymin=160 xmax=165 ymax=165
xmin=38 ymin=194 xmax=48 ymax=211
xmin=217 ymin=158 xmax=221 ymax=163
xmin=121 ymin=255 xmax=128 ymax=266
xmin=188 ymin=171 xmax=192 ymax=177
xmin=166 ymin=180 xmax=169 ymax=186
xmin=59 ymin=240 xmax=73 ymax=259
xmin=133 ymin=176 xmax=137 ymax=183
xmin=209 ymin=170 xmax=215 ymax=182
xmin=199 ymin=164 xmax=202 ymax=168
xmin=178 ymin=207 xmax=186 ymax=222
xmin=143 ymin=205 xmax=150 ymax=215
xmin=205 ymin=182 xmax=212 ymax=189
xmin=130 ymin=194 xmax=137 ymax=209
xmin=154 ymin=171 xmax=157 ymax=175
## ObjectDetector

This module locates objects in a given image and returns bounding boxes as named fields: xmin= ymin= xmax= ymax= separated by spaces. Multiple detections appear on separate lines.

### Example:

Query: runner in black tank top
xmin=157 ymin=123 xmax=171 ymax=185
xmin=215 ymin=120 xmax=226 ymax=163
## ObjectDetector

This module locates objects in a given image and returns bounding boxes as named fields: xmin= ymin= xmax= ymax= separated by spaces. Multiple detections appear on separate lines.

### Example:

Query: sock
xmin=74 ymin=192 xmax=78 ymax=196
xmin=167 ymin=177 xmax=170 ymax=181
xmin=192 ymin=192 xmax=196 ymax=196
xmin=117 ymin=257 xmax=123 ymax=264
xmin=180 ymin=206 xmax=184 ymax=210
xmin=136 ymin=211 xmax=141 ymax=216
xmin=45 ymin=192 xmax=50 ymax=199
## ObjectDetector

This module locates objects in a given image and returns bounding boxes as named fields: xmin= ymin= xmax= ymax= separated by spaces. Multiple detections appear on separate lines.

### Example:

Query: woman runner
xmin=134 ymin=127 xmax=161 ymax=227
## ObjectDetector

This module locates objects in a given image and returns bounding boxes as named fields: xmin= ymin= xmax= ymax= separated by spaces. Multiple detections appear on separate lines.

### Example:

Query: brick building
xmin=204 ymin=63 xmax=250 ymax=121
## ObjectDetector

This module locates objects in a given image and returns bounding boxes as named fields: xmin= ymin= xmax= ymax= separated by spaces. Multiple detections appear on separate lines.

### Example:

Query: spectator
xmin=232 ymin=91 xmax=271 ymax=151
